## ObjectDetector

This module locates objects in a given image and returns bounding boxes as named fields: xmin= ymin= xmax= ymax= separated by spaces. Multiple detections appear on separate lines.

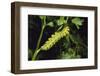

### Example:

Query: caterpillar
xmin=40 ymin=26 xmax=70 ymax=51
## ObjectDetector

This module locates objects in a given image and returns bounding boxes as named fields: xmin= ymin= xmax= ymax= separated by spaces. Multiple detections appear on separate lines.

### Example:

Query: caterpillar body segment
xmin=41 ymin=26 xmax=70 ymax=51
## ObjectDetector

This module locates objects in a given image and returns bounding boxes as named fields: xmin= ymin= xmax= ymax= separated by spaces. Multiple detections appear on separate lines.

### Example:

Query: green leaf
xmin=69 ymin=34 xmax=85 ymax=46
xmin=61 ymin=48 xmax=80 ymax=59
xmin=69 ymin=34 xmax=78 ymax=44
xmin=72 ymin=18 xmax=84 ymax=29
xmin=61 ymin=48 xmax=75 ymax=59
xmin=47 ymin=22 xmax=54 ymax=27
xmin=40 ymin=16 xmax=46 ymax=20
xmin=61 ymin=51 xmax=72 ymax=59
xmin=56 ymin=16 xmax=66 ymax=26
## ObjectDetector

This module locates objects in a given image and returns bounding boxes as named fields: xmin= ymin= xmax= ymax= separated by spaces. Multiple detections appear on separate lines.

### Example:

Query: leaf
xmin=61 ymin=51 xmax=71 ymax=59
xmin=47 ymin=22 xmax=54 ymax=27
xmin=62 ymin=36 xmax=70 ymax=49
xmin=69 ymin=34 xmax=85 ymax=46
xmin=39 ymin=16 xmax=46 ymax=20
xmin=61 ymin=48 xmax=75 ymax=59
xmin=56 ymin=16 xmax=66 ymax=26
xmin=72 ymin=18 xmax=84 ymax=29
xmin=69 ymin=34 xmax=78 ymax=44
xmin=61 ymin=48 xmax=80 ymax=59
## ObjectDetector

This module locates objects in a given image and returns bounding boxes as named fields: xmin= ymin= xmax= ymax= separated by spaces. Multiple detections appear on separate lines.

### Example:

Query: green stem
xmin=57 ymin=25 xmax=63 ymax=31
xmin=32 ymin=49 xmax=41 ymax=60
xmin=35 ymin=26 xmax=45 ymax=50
xmin=66 ymin=17 xmax=69 ymax=24
xmin=57 ymin=17 xmax=69 ymax=31
xmin=35 ymin=17 xmax=46 ymax=50
xmin=32 ymin=17 xmax=46 ymax=60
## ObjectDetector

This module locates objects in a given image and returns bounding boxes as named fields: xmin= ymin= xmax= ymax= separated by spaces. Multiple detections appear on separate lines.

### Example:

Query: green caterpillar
xmin=40 ymin=26 xmax=70 ymax=51
xmin=32 ymin=26 xmax=69 ymax=60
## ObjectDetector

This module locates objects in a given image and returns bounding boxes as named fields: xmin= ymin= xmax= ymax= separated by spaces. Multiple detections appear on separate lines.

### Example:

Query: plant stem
xmin=32 ymin=49 xmax=41 ymax=60
xmin=66 ymin=17 xmax=69 ymax=24
xmin=57 ymin=17 xmax=69 ymax=31
xmin=36 ymin=26 xmax=45 ymax=50
xmin=32 ymin=17 xmax=46 ymax=60
xmin=35 ymin=17 xmax=46 ymax=50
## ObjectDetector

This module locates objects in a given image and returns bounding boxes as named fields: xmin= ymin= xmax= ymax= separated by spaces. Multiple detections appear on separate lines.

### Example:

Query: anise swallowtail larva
xmin=40 ymin=26 xmax=69 ymax=51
